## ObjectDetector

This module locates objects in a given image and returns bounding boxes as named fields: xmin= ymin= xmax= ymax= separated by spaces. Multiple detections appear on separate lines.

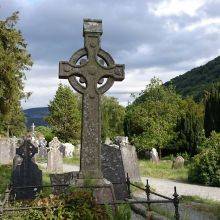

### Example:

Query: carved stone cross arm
xmin=58 ymin=19 xmax=125 ymax=180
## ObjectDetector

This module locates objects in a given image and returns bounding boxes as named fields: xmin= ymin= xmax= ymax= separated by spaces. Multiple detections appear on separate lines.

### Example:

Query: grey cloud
xmin=1 ymin=0 xmax=220 ymax=108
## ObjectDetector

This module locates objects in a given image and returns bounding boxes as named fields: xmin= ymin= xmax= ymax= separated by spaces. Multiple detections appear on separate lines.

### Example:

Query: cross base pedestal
xmin=75 ymin=178 xmax=116 ymax=205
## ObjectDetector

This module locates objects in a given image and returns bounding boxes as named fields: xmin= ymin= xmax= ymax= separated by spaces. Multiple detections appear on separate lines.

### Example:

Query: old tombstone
xmin=172 ymin=156 xmax=185 ymax=169
xmin=10 ymin=136 xmax=18 ymax=160
xmin=37 ymin=138 xmax=48 ymax=159
xmin=63 ymin=143 xmax=75 ymax=157
xmin=104 ymin=137 xmax=112 ymax=145
xmin=101 ymin=144 xmax=128 ymax=200
xmin=47 ymin=137 xmax=63 ymax=173
xmin=50 ymin=171 xmax=78 ymax=195
xmin=59 ymin=18 xmax=124 ymax=203
xmin=115 ymin=136 xmax=141 ymax=182
xmin=59 ymin=144 xmax=66 ymax=157
xmin=150 ymin=148 xmax=159 ymax=163
xmin=11 ymin=139 xmax=42 ymax=200
xmin=0 ymin=137 xmax=18 ymax=165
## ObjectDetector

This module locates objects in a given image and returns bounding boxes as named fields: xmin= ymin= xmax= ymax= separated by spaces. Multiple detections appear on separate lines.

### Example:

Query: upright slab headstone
xmin=47 ymin=137 xmax=63 ymax=173
xmin=11 ymin=139 xmax=42 ymax=200
xmin=115 ymin=136 xmax=141 ymax=182
xmin=37 ymin=138 xmax=48 ymax=159
xmin=63 ymin=143 xmax=75 ymax=157
xmin=172 ymin=156 xmax=185 ymax=169
xmin=10 ymin=136 xmax=18 ymax=161
xmin=0 ymin=138 xmax=11 ymax=164
xmin=101 ymin=144 xmax=128 ymax=200
xmin=59 ymin=18 xmax=124 ymax=203
xmin=150 ymin=148 xmax=159 ymax=163
xmin=0 ymin=137 xmax=18 ymax=165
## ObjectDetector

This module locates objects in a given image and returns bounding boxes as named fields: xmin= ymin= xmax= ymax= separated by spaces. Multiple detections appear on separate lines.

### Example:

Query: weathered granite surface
xmin=101 ymin=144 xmax=128 ymax=200
xmin=47 ymin=137 xmax=63 ymax=173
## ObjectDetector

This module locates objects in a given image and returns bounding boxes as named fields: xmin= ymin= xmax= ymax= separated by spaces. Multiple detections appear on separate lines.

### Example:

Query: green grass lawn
xmin=63 ymin=155 xmax=80 ymax=165
xmin=139 ymin=159 xmax=188 ymax=182
xmin=0 ymin=165 xmax=12 ymax=198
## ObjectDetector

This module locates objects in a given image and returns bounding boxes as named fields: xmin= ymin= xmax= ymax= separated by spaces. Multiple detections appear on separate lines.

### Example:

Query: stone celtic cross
xmin=59 ymin=19 xmax=125 ymax=180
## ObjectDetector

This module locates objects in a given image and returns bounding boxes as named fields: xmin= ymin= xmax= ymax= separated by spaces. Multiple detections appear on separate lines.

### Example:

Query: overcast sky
xmin=1 ymin=0 xmax=220 ymax=109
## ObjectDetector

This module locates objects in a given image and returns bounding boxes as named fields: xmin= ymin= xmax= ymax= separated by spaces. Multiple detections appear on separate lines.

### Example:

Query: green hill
xmin=165 ymin=56 xmax=220 ymax=101
xmin=24 ymin=107 xmax=49 ymax=128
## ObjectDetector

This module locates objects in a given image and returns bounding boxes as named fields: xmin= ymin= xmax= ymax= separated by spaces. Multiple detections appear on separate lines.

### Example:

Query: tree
xmin=174 ymin=98 xmax=204 ymax=156
xmin=35 ymin=126 xmax=54 ymax=143
xmin=101 ymin=96 xmax=125 ymax=141
xmin=124 ymin=78 xmax=184 ymax=157
xmin=0 ymin=12 xmax=32 ymax=136
xmin=204 ymin=83 xmax=220 ymax=137
xmin=46 ymin=84 xmax=81 ymax=143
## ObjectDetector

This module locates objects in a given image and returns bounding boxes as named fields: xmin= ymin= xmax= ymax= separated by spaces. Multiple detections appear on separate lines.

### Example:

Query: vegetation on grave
xmin=188 ymin=131 xmax=220 ymax=187
xmin=139 ymin=159 xmax=188 ymax=182
xmin=3 ymin=189 xmax=131 ymax=220
xmin=0 ymin=12 xmax=32 ymax=136
xmin=0 ymin=165 xmax=11 ymax=197
xmin=165 ymin=56 xmax=220 ymax=101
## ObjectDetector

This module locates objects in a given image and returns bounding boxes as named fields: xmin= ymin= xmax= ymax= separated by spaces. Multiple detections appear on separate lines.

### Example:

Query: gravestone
xmin=172 ymin=156 xmax=185 ymax=169
xmin=50 ymin=171 xmax=78 ymax=195
xmin=47 ymin=137 xmax=63 ymax=173
xmin=101 ymin=144 xmax=128 ymax=200
xmin=63 ymin=143 xmax=75 ymax=157
xmin=0 ymin=137 xmax=18 ymax=165
xmin=59 ymin=18 xmax=124 ymax=203
xmin=105 ymin=137 xmax=112 ymax=145
xmin=37 ymin=138 xmax=48 ymax=159
xmin=11 ymin=139 xmax=42 ymax=200
xmin=115 ymin=136 xmax=141 ymax=182
xmin=59 ymin=144 xmax=66 ymax=157
xmin=150 ymin=148 xmax=159 ymax=163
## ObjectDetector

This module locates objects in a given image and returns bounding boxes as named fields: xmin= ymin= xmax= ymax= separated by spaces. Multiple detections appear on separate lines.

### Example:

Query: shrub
xmin=188 ymin=148 xmax=220 ymax=186
xmin=2 ymin=189 xmax=132 ymax=220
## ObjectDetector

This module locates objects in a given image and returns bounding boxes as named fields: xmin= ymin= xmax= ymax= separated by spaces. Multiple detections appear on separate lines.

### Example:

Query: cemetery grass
xmin=139 ymin=159 xmax=188 ymax=182
xmin=0 ymin=165 xmax=12 ymax=198
xmin=63 ymin=155 xmax=80 ymax=165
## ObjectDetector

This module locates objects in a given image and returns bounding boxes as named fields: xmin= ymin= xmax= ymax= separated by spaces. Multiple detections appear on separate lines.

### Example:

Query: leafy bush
xmin=188 ymin=132 xmax=220 ymax=186
xmin=2 ymin=189 xmax=132 ymax=220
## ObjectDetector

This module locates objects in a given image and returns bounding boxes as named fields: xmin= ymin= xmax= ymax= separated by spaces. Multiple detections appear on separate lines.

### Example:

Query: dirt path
xmin=141 ymin=177 xmax=220 ymax=201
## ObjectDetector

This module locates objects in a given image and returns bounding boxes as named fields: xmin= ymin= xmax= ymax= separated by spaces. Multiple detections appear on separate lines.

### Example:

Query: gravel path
xmin=38 ymin=162 xmax=220 ymax=202
xmin=141 ymin=177 xmax=220 ymax=201
xmin=38 ymin=163 xmax=79 ymax=173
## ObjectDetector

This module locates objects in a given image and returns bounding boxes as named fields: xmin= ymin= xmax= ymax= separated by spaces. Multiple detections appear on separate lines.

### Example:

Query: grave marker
xmin=47 ymin=137 xmax=63 ymax=173
xmin=11 ymin=139 xmax=42 ymax=200
xmin=59 ymin=18 xmax=125 ymax=202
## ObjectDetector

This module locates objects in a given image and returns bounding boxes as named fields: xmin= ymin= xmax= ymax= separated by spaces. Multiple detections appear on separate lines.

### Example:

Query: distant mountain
xmin=165 ymin=56 xmax=220 ymax=101
xmin=24 ymin=107 xmax=49 ymax=128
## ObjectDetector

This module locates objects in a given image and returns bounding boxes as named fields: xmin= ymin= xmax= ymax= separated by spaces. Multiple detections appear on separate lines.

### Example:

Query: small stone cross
xmin=31 ymin=123 xmax=35 ymax=133
xmin=59 ymin=19 xmax=125 ymax=180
